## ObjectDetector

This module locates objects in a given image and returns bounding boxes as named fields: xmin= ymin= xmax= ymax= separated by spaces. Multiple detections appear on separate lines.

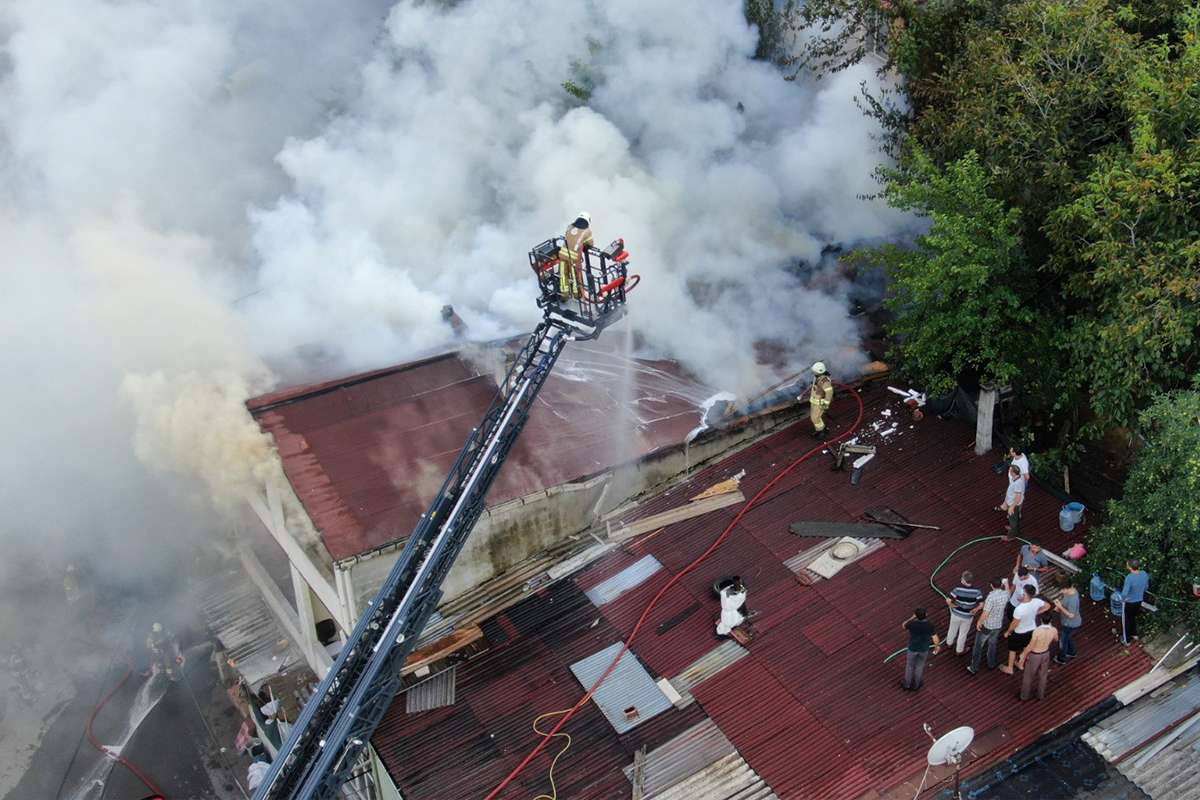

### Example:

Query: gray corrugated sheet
xmin=668 ymin=640 xmax=749 ymax=708
xmin=621 ymin=718 xmax=729 ymax=790
xmin=647 ymin=753 xmax=777 ymax=800
xmin=198 ymin=564 xmax=304 ymax=686
xmin=569 ymin=642 xmax=671 ymax=734
xmin=783 ymin=538 xmax=883 ymax=576
xmin=1084 ymin=672 xmax=1200 ymax=761
xmin=584 ymin=554 xmax=663 ymax=606
xmin=1084 ymin=672 xmax=1200 ymax=799
xmin=405 ymin=665 xmax=457 ymax=713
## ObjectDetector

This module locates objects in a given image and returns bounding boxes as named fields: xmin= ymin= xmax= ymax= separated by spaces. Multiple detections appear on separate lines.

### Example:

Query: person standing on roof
xmin=969 ymin=576 xmax=1009 ymax=674
xmin=1014 ymin=542 xmax=1052 ymax=577
xmin=1018 ymin=611 xmax=1058 ymax=700
xmin=944 ymin=571 xmax=983 ymax=656
xmin=1008 ymin=446 xmax=1030 ymax=485
xmin=900 ymin=607 xmax=941 ymax=691
xmin=1120 ymin=559 xmax=1150 ymax=644
xmin=558 ymin=211 xmax=593 ymax=300
xmin=997 ymin=464 xmax=1025 ymax=540
xmin=1000 ymin=585 xmax=1049 ymax=675
xmin=806 ymin=361 xmax=834 ymax=440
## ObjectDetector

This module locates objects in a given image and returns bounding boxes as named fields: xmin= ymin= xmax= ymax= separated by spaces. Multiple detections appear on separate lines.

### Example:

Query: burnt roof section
xmin=247 ymin=341 xmax=711 ymax=560
xmin=372 ymin=383 xmax=1151 ymax=799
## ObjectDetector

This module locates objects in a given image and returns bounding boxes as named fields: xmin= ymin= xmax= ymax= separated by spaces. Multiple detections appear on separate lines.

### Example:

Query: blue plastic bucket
xmin=1065 ymin=502 xmax=1086 ymax=524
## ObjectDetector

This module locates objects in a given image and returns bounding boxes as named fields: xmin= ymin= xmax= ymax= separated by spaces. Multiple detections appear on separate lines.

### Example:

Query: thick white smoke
xmin=0 ymin=0 xmax=908 ymax=576
xmin=244 ymin=0 xmax=909 ymax=389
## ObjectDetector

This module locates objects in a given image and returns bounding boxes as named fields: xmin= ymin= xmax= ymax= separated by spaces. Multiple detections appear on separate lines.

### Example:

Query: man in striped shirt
xmin=969 ymin=577 xmax=1010 ymax=674
xmin=944 ymin=571 xmax=984 ymax=654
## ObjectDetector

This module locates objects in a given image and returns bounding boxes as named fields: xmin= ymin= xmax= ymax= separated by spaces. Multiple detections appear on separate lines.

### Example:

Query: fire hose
xmin=84 ymin=665 xmax=166 ymax=799
xmin=485 ymin=383 xmax=866 ymax=799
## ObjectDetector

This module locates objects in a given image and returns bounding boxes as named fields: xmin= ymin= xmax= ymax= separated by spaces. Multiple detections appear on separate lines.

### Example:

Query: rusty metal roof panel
xmin=647 ymin=752 xmax=777 ymax=800
xmin=249 ymin=341 xmax=711 ymax=560
xmin=570 ymin=642 xmax=672 ymax=734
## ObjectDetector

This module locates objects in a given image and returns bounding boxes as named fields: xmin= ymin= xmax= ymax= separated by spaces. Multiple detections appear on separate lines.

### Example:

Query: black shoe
xmin=966 ymin=666 xmax=977 ymax=675
xmin=1052 ymin=656 xmax=1067 ymax=665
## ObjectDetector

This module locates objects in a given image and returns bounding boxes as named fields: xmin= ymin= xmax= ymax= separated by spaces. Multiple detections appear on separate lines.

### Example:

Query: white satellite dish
xmin=912 ymin=724 xmax=974 ymax=800
xmin=928 ymin=725 xmax=974 ymax=766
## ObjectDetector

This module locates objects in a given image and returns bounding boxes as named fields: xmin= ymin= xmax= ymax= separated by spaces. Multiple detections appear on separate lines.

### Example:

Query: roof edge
xmin=246 ymin=350 xmax=465 ymax=414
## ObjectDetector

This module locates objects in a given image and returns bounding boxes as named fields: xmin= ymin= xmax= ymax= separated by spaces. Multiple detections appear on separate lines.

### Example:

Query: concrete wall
xmin=347 ymin=404 xmax=805 ymax=609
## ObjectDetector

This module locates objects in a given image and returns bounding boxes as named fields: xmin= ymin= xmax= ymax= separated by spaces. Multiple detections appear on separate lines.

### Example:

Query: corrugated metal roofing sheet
xmin=621 ymin=718 xmax=778 ymax=799
xmin=646 ymin=752 xmax=777 ymax=800
xmin=584 ymin=554 xmax=663 ymax=606
xmin=405 ymin=665 xmax=457 ymax=713
xmin=667 ymin=640 xmax=750 ymax=708
xmin=1085 ymin=672 xmax=1200 ymax=799
xmin=371 ymin=383 xmax=1152 ymax=799
xmin=248 ymin=342 xmax=712 ymax=560
xmin=621 ymin=717 xmax=733 ymax=790
xmin=570 ymin=642 xmax=672 ymax=734
xmin=197 ymin=563 xmax=304 ymax=687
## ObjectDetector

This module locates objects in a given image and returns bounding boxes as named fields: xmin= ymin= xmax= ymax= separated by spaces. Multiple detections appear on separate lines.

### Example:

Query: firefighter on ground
xmin=146 ymin=622 xmax=184 ymax=681
xmin=807 ymin=361 xmax=834 ymax=439
xmin=558 ymin=211 xmax=593 ymax=299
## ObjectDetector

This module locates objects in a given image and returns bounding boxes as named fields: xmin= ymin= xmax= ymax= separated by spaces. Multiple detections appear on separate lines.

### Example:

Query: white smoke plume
xmin=0 ymin=0 xmax=909 ymax=579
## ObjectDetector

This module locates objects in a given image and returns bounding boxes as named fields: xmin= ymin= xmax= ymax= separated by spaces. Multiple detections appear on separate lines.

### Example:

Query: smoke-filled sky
xmin=0 ymin=0 xmax=910 ymax=574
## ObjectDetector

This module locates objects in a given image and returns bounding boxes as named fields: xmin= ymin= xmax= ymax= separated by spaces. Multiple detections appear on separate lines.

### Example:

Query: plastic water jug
xmin=1110 ymin=590 xmax=1125 ymax=618
xmin=1059 ymin=505 xmax=1076 ymax=532
xmin=1089 ymin=573 xmax=1106 ymax=602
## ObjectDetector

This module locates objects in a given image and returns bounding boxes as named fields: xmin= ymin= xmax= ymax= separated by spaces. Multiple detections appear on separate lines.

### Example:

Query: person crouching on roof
xmin=715 ymin=577 xmax=748 ymax=637
xmin=558 ymin=211 xmax=593 ymax=299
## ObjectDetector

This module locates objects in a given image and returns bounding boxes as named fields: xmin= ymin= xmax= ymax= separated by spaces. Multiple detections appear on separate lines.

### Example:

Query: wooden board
xmin=690 ymin=477 xmax=741 ymax=502
xmin=402 ymin=623 xmax=483 ymax=676
xmin=788 ymin=520 xmax=908 ymax=540
xmin=612 ymin=491 xmax=745 ymax=542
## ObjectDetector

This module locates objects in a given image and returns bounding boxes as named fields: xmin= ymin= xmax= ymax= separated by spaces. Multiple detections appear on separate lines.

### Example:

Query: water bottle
xmin=1089 ymin=573 xmax=1106 ymax=602
xmin=1110 ymin=589 xmax=1125 ymax=618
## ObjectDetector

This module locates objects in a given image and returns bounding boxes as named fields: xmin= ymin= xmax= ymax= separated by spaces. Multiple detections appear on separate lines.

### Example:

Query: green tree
xmin=1048 ymin=7 xmax=1200 ymax=431
xmin=1082 ymin=390 xmax=1200 ymax=637
xmin=856 ymin=149 xmax=1040 ymax=395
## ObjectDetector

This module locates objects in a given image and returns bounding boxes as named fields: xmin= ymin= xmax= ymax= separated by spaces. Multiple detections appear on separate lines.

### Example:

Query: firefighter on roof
xmin=807 ymin=361 xmax=834 ymax=439
xmin=558 ymin=211 xmax=593 ymax=299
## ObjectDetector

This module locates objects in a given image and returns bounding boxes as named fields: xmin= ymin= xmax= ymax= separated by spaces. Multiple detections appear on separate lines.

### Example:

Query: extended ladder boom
xmin=254 ymin=237 xmax=630 ymax=799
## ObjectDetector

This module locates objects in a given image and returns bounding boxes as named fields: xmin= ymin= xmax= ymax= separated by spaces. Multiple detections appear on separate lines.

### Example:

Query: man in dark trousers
xmin=1121 ymin=559 xmax=1150 ymax=644
xmin=901 ymin=608 xmax=941 ymax=691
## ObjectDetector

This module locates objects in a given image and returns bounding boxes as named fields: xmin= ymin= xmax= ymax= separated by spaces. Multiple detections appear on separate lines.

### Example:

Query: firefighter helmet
xmin=572 ymin=211 xmax=591 ymax=229
xmin=812 ymin=361 xmax=828 ymax=376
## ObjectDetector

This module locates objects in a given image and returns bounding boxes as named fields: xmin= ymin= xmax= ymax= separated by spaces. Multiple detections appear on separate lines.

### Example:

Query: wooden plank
xmin=612 ymin=491 xmax=745 ymax=542
xmin=788 ymin=520 xmax=907 ymax=540
xmin=402 ymin=624 xmax=483 ymax=676
xmin=690 ymin=477 xmax=741 ymax=502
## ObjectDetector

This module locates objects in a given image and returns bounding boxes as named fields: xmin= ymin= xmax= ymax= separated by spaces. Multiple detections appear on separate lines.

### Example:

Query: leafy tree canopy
xmin=1081 ymin=390 xmax=1200 ymax=636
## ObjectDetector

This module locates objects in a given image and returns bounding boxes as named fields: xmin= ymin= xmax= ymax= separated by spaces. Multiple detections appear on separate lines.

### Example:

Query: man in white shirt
xmin=1008 ymin=447 xmax=1030 ymax=484
xmin=1000 ymin=585 xmax=1049 ymax=674
xmin=1005 ymin=567 xmax=1038 ymax=627
xmin=998 ymin=465 xmax=1025 ymax=540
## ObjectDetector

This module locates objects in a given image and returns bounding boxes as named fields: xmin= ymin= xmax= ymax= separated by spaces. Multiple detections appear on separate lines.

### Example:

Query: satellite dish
xmin=913 ymin=725 xmax=974 ymax=800
xmin=928 ymin=725 xmax=974 ymax=766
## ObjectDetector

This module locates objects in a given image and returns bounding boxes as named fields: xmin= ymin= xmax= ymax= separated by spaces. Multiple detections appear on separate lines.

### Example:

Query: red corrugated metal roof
xmin=248 ymin=342 xmax=712 ymax=560
xmin=371 ymin=383 xmax=1151 ymax=798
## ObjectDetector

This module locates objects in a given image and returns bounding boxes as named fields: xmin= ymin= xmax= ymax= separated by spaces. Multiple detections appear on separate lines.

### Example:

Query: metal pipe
xmin=1150 ymin=633 xmax=1190 ymax=673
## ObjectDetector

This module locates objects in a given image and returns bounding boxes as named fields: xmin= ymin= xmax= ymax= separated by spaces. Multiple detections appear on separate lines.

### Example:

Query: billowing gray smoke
xmin=0 ymin=0 xmax=910 ymax=578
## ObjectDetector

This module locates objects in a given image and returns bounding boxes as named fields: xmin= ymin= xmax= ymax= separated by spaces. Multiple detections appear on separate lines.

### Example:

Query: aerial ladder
xmin=253 ymin=234 xmax=635 ymax=799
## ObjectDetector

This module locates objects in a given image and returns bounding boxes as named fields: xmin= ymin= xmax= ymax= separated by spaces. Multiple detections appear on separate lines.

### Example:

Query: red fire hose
xmin=485 ymin=384 xmax=865 ymax=799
